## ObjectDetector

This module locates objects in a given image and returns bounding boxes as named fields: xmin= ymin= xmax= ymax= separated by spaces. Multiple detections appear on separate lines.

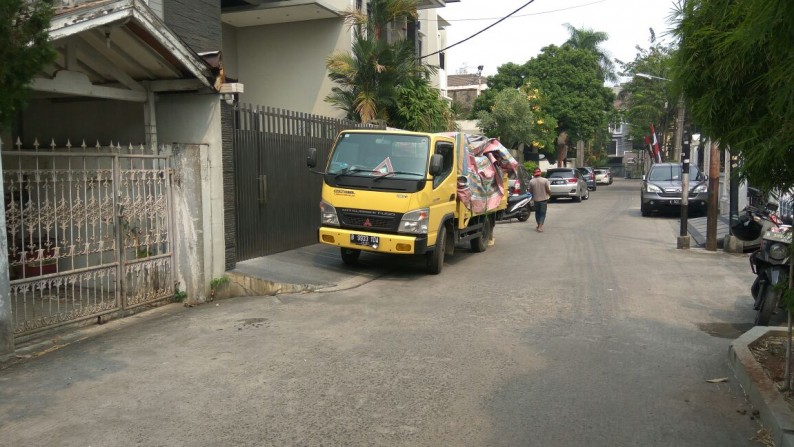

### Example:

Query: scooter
xmin=737 ymin=205 xmax=792 ymax=326
xmin=499 ymin=190 xmax=533 ymax=222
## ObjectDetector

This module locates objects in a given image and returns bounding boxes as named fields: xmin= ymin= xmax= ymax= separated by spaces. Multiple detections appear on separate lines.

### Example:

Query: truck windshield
xmin=327 ymin=133 xmax=430 ymax=179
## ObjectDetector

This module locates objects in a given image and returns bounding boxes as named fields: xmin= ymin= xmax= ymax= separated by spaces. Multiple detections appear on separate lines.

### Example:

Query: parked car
xmin=640 ymin=163 xmax=708 ymax=217
xmin=547 ymin=168 xmax=589 ymax=202
xmin=594 ymin=168 xmax=612 ymax=185
xmin=577 ymin=167 xmax=597 ymax=191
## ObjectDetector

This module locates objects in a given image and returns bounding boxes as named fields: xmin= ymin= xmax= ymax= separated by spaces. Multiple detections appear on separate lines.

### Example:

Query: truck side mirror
xmin=428 ymin=154 xmax=443 ymax=176
xmin=306 ymin=148 xmax=317 ymax=168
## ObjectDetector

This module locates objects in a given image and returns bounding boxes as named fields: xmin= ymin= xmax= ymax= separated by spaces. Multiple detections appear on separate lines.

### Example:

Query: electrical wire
xmin=427 ymin=0 xmax=608 ymax=23
xmin=419 ymin=0 xmax=537 ymax=60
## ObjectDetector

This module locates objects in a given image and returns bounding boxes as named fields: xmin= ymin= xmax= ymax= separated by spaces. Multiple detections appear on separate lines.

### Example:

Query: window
xmin=433 ymin=142 xmax=454 ymax=188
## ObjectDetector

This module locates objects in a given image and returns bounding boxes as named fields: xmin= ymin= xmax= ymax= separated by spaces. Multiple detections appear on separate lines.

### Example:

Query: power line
xmin=424 ymin=0 xmax=608 ymax=23
xmin=419 ymin=0 xmax=538 ymax=61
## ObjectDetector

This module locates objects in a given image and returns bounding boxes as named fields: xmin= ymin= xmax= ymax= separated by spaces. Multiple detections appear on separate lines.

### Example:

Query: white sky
xmin=435 ymin=0 xmax=678 ymax=82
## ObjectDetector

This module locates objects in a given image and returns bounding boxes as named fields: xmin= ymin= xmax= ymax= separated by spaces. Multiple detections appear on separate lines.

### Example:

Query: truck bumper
xmin=318 ymin=227 xmax=428 ymax=255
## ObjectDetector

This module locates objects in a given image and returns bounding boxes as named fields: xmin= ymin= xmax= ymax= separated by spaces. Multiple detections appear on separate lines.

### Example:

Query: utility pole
xmin=706 ymin=139 xmax=720 ymax=251
xmin=673 ymin=94 xmax=685 ymax=162
xmin=678 ymin=130 xmax=691 ymax=249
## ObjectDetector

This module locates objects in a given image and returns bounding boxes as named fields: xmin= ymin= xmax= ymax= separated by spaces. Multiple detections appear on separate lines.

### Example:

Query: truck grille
xmin=339 ymin=208 xmax=402 ymax=232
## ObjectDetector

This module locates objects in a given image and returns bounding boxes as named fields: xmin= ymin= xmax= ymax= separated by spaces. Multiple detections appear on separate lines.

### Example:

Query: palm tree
xmin=562 ymin=23 xmax=617 ymax=83
xmin=325 ymin=0 xmax=428 ymax=124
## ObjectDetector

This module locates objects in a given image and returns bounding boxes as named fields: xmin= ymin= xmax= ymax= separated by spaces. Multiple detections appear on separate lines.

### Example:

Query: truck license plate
xmin=351 ymin=234 xmax=379 ymax=247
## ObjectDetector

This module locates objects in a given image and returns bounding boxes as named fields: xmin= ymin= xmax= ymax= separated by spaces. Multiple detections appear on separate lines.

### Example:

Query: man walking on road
xmin=528 ymin=167 xmax=551 ymax=232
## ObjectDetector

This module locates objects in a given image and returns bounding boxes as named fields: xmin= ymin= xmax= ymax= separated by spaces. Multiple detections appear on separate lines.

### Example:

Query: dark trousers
xmin=534 ymin=200 xmax=548 ymax=225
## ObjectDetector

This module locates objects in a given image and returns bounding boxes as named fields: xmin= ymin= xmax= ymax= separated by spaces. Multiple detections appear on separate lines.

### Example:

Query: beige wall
xmin=418 ymin=9 xmax=445 ymax=91
xmin=156 ymin=93 xmax=225 ymax=302
xmin=223 ymin=18 xmax=350 ymax=117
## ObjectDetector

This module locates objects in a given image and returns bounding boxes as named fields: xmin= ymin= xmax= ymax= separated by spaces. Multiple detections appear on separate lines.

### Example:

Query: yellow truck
xmin=306 ymin=130 xmax=514 ymax=274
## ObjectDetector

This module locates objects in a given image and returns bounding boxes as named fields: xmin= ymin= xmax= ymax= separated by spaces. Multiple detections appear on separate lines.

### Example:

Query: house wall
xmin=163 ymin=0 xmax=222 ymax=53
xmin=449 ymin=88 xmax=478 ymax=116
xmin=221 ymin=23 xmax=239 ymax=80
xmin=156 ymin=93 xmax=225 ymax=303
xmin=223 ymin=18 xmax=350 ymax=117
xmin=0 ymin=140 xmax=12 ymax=359
xmin=20 ymin=100 xmax=144 ymax=145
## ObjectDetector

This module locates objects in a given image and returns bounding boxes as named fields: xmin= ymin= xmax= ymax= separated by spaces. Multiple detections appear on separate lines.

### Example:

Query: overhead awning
xmin=33 ymin=0 xmax=222 ymax=102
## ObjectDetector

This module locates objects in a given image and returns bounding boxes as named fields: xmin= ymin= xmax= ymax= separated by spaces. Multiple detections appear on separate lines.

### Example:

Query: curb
xmin=730 ymin=326 xmax=794 ymax=447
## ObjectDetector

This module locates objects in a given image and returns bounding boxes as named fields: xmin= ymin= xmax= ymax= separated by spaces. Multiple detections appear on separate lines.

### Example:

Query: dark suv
xmin=640 ymin=163 xmax=707 ymax=216
xmin=577 ymin=167 xmax=597 ymax=191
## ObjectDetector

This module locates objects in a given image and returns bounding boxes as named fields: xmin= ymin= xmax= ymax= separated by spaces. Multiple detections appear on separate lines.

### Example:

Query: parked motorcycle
xmin=500 ymin=191 xmax=533 ymax=222
xmin=732 ymin=204 xmax=792 ymax=326
xmin=496 ymin=179 xmax=532 ymax=222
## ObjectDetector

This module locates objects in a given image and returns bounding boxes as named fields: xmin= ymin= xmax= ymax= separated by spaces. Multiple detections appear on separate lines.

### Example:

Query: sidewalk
xmin=228 ymin=243 xmax=390 ymax=295
xmin=687 ymin=212 xmax=730 ymax=248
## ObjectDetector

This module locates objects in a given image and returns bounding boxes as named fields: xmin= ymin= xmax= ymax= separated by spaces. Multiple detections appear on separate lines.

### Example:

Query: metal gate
xmin=231 ymin=105 xmax=382 ymax=261
xmin=2 ymin=140 xmax=174 ymax=337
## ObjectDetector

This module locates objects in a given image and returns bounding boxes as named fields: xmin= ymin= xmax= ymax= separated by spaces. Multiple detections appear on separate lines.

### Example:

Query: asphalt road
xmin=0 ymin=178 xmax=766 ymax=446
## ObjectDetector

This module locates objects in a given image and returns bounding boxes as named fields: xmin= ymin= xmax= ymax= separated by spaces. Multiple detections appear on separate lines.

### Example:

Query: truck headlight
xmin=646 ymin=184 xmax=662 ymax=193
xmin=319 ymin=200 xmax=339 ymax=226
xmin=399 ymin=208 xmax=429 ymax=234
xmin=769 ymin=242 xmax=788 ymax=261
xmin=693 ymin=183 xmax=707 ymax=193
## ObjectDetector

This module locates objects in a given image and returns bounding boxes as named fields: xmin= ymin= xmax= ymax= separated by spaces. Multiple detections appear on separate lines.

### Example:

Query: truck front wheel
xmin=426 ymin=226 xmax=446 ymax=274
xmin=340 ymin=248 xmax=361 ymax=265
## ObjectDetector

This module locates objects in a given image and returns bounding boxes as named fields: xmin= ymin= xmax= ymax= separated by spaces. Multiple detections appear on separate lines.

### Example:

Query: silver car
xmin=547 ymin=168 xmax=589 ymax=202
xmin=641 ymin=163 xmax=707 ymax=217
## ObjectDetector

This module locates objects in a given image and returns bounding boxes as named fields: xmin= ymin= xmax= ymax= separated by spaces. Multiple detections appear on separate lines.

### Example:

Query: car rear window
xmin=548 ymin=170 xmax=573 ymax=179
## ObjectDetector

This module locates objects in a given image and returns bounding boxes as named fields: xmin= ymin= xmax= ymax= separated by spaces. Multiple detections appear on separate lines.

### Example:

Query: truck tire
xmin=340 ymin=248 xmax=361 ymax=265
xmin=426 ymin=226 xmax=446 ymax=274
xmin=470 ymin=218 xmax=491 ymax=253
xmin=755 ymin=282 xmax=779 ymax=326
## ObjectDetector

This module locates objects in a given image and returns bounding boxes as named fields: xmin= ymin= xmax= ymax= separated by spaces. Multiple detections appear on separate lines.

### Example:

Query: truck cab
xmin=307 ymin=130 xmax=508 ymax=274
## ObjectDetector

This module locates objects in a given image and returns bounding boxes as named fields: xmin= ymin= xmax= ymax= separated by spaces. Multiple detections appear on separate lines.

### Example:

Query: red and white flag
xmin=644 ymin=135 xmax=653 ymax=160
xmin=650 ymin=124 xmax=662 ymax=163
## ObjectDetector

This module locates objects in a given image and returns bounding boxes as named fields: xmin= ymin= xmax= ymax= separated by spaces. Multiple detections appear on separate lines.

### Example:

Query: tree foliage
xmin=476 ymin=89 xmax=527 ymax=150
xmin=617 ymin=32 xmax=676 ymax=149
xmin=0 ymin=0 xmax=56 ymax=130
xmin=393 ymin=77 xmax=456 ymax=132
xmin=525 ymin=45 xmax=614 ymax=143
xmin=469 ymin=62 xmax=528 ymax=118
xmin=325 ymin=0 xmax=454 ymax=130
xmin=562 ymin=24 xmax=617 ymax=83
xmin=671 ymin=0 xmax=794 ymax=192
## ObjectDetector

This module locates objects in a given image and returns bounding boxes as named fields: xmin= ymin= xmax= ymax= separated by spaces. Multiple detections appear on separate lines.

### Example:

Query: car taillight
xmin=567 ymin=178 xmax=577 ymax=183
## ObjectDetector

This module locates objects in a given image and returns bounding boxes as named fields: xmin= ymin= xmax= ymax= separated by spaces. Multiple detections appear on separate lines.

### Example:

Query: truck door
xmin=428 ymin=139 xmax=457 ymax=244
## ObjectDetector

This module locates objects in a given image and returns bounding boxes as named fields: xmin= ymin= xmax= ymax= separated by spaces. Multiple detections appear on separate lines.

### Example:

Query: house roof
xmin=32 ymin=0 xmax=220 ymax=102
xmin=447 ymin=74 xmax=483 ymax=87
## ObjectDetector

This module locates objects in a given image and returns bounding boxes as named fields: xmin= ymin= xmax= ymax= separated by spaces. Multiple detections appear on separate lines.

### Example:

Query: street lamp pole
xmin=476 ymin=65 xmax=484 ymax=97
